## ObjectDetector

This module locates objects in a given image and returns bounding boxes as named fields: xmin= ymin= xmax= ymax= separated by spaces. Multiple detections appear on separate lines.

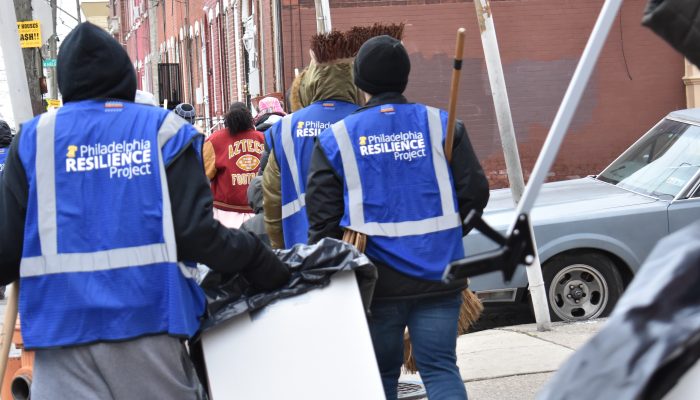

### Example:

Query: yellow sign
xmin=46 ymin=99 xmax=61 ymax=110
xmin=17 ymin=20 xmax=42 ymax=48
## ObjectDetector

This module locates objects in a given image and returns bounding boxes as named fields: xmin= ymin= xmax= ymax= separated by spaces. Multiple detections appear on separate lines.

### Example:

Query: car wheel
xmin=543 ymin=253 xmax=624 ymax=322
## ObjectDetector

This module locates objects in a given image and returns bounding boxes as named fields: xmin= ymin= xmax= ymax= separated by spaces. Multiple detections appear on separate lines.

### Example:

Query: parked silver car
xmin=468 ymin=109 xmax=700 ymax=321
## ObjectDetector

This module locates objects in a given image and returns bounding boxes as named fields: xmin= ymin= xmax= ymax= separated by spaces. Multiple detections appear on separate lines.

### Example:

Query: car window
xmin=598 ymin=119 xmax=700 ymax=199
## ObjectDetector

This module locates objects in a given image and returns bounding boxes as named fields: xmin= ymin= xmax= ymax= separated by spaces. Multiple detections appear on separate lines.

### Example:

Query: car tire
xmin=542 ymin=252 xmax=624 ymax=322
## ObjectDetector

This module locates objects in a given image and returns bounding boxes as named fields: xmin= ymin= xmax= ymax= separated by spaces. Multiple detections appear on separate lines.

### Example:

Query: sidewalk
xmin=401 ymin=319 xmax=606 ymax=400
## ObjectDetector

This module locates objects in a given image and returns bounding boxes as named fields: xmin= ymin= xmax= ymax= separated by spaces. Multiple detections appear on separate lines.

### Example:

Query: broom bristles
xmin=403 ymin=331 xmax=418 ymax=374
xmin=458 ymin=289 xmax=484 ymax=333
xmin=289 ymin=68 xmax=306 ymax=112
xmin=310 ymin=23 xmax=406 ymax=64
xmin=310 ymin=30 xmax=350 ymax=63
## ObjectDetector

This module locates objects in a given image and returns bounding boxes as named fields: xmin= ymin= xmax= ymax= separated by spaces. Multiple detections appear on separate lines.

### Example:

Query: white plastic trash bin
xmin=201 ymin=271 xmax=385 ymax=399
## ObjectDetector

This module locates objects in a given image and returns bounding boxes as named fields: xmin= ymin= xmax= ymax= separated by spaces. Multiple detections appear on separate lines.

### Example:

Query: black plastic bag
xmin=198 ymin=237 xmax=377 ymax=332
xmin=642 ymin=0 xmax=700 ymax=68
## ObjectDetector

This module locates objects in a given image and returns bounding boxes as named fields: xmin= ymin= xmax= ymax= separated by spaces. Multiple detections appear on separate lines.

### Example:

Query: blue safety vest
xmin=318 ymin=103 xmax=464 ymax=281
xmin=17 ymin=99 xmax=206 ymax=349
xmin=0 ymin=147 xmax=7 ymax=174
xmin=266 ymin=100 xmax=359 ymax=248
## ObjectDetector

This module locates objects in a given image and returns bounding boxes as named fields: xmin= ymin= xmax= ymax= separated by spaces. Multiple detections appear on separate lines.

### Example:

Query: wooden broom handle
xmin=0 ymin=281 xmax=19 ymax=388
xmin=444 ymin=28 xmax=466 ymax=163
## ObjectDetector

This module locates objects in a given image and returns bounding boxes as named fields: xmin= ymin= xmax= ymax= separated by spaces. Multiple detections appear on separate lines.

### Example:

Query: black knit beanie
xmin=353 ymin=35 xmax=410 ymax=95
xmin=58 ymin=22 xmax=137 ymax=103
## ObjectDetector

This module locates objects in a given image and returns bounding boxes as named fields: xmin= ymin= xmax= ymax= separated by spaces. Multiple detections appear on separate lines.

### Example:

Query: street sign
xmin=46 ymin=99 xmax=61 ymax=110
xmin=17 ymin=20 xmax=42 ymax=48
xmin=43 ymin=59 xmax=56 ymax=68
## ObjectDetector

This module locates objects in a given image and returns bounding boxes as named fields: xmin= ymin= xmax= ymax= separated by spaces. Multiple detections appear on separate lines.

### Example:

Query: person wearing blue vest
xmin=0 ymin=120 xmax=11 ymax=175
xmin=0 ymin=23 xmax=289 ymax=399
xmin=262 ymin=32 xmax=361 ymax=249
xmin=307 ymin=36 xmax=490 ymax=400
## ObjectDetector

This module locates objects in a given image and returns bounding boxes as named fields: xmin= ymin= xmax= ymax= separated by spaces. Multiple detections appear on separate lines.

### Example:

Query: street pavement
xmin=401 ymin=319 xmax=606 ymax=400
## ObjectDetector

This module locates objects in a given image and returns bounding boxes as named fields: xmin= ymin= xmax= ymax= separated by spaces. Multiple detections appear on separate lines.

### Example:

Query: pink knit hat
xmin=257 ymin=97 xmax=286 ymax=115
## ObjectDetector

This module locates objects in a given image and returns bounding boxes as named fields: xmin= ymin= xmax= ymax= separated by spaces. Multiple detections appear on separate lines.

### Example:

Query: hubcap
xmin=548 ymin=264 xmax=609 ymax=321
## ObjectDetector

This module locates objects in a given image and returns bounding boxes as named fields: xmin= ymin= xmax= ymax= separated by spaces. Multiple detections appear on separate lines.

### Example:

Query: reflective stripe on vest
xmin=21 ymin=112 xmax=192 ymax=278
xmin=330 ymin=106 xmax=461 ymax=237
xmin=279 ymin=114 xmax=305 ymax=218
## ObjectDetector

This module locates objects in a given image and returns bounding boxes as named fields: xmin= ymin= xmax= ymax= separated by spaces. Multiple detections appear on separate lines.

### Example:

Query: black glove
xmin=243 ymin=241 xmax=291 ymax=291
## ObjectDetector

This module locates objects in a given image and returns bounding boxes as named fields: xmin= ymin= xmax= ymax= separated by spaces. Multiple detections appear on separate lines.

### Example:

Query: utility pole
xmin=48 ymin=0 xmax=58 ymax=99
xmin=76 ymin=0 xmax=82 ymax=23
xmin=148 ymin=0 xmax=160 ymax=103
xmin=474 ymin=0 xmax=551 ymax=330
xmin=313 ymin=0 xmax=331 ymax=33
xmin=13 ymin=0 xmax=45 ymax=116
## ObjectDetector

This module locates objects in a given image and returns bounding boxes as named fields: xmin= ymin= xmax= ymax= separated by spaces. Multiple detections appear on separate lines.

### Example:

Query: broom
xmin=344 ymin=28 xmax=483 ymax=375
xmin=293 ymin=23 xmax=407 ymax=111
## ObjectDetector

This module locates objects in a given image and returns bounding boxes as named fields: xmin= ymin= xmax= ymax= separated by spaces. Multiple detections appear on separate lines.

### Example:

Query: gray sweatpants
xmin=32 ymin=335 xmax=205 ymax=400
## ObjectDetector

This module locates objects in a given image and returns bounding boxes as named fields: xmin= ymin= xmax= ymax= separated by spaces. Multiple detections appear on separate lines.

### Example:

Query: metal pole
xmin=474 ymin=0 xmax=550 ymax=331
xmin=257 ymin=0 xmax=266 ymax=94
xmin=233 ymin=0 xmax=243 ymax=101
xmin=149 ymin=0 xmax=160 ymax=103
xmin=1 ymin=0 xmax=35 ymax=124
xmin=75 ymin=0 xmax=82 ymax=22
xmin=272 ymin=0 xmax=285 ymax=93
xmin=313 ymin=0 xmax=331 ymax=33
xmin=512 ymin=0 xmax=624 ymax=221
xmin=475 ymin=0 xmax=525 ymax=202
xmin=185 ymin=0 xmax=195 ymax=103
xmin=320 ymin=0 xmax=331 ymax=32
xmin=201 ymin=19 xmax=211 ymax=133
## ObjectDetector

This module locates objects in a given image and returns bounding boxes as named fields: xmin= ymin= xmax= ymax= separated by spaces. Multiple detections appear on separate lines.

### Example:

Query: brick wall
xmin=281 ymin=5 xmax=315 ymax=83
xmin=281 ymin=0 xmax=685 ymax=188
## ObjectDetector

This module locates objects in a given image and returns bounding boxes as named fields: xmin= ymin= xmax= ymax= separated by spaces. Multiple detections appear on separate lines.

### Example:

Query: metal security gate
xmin=158 ymin=63 xmax=183 ymax=109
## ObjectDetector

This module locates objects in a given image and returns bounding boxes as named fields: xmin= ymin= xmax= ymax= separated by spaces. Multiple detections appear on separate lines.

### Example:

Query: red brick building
xmin=111 ymin=0 xmax=686 ymax=187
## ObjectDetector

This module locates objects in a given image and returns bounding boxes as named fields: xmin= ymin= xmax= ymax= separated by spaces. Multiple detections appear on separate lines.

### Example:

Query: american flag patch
xmin=104 ymin=102 xmax=124 ymax=109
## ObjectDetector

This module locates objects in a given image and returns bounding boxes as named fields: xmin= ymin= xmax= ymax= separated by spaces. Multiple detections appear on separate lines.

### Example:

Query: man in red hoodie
xmin=203 ymin=102 xmax=265 ymax=228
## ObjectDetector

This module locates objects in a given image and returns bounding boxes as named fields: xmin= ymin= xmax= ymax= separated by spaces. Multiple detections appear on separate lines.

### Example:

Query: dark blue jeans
xmin=368 ymin=292 xmax=468 ymax=400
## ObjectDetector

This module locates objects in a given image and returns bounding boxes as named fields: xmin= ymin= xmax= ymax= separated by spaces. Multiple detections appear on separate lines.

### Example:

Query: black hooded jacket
xmin=306 ymin=93 xmax=490 ymax=300
xmin=0 ymin=23 xmax=288 ymax=289
xmin=57 ymin=23 xmax=137 ymax=103
xmin=0 ymin=120 xmax=11 ymax=148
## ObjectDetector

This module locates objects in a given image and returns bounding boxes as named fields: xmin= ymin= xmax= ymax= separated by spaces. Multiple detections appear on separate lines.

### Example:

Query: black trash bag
xmin=539 ymin=221 xmax=700 ymax=400
xmin=198 ymin=237 xmax=377 ymax=332
xmin=642 ymin=0 xmax=700 ymax=68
